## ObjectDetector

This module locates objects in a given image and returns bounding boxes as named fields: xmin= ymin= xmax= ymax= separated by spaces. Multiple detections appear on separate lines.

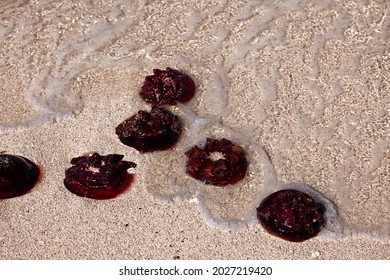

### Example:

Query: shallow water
xmin=1 ymin=0 xmax=389 ymax=242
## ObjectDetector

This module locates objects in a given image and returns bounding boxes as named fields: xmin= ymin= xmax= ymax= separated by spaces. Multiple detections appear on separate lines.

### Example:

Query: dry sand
xmin=0 ymin=0 xmax=389 ymax=259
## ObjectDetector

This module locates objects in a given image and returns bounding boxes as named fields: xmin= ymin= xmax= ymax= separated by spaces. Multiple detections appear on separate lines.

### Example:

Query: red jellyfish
xmin=139 ymin=67 xmax=196 ymax=106
xmin=115 ymin=107 xmax=182 ymax=153
xmin=256 ymin=189 xmax=326 ymax=242
xmin=0 ymin=153 xmax=40 ymax=199
xmin=185 ymin=138 xmax=248 ymax=186
xmin=64 ymin=152 xmax=136 ymax=200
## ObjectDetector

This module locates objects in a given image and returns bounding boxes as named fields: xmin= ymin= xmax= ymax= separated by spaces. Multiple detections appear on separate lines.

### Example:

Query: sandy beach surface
xmin=0 ymin=0 xmax=389 ymax=259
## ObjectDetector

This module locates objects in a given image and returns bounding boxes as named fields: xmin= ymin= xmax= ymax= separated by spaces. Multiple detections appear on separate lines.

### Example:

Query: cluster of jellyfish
xmin=0 ymin=68 xmax=339 ymax=242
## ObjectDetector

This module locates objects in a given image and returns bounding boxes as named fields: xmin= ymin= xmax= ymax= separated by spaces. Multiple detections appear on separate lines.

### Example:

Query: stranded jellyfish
xmin=139 ymin=67 xmax=196 ymax=106
xmin=256 ymin=189 xmax=326 ymax=242
xmin=63 ymin=152 xmax=136 ymax=200
xmin=185 ymin=138 xmax=248 ymax=186
xmin=0 ymin=154 xmax=40 ymax=199
xmin=115 ymin=107 xmax=182 ymax=153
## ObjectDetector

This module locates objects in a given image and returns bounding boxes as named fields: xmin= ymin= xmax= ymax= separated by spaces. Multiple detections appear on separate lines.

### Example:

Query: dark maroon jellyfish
xmin=0 ymin=153 xmax=40 ymax=199
xmin=185 ymin=138 xmax=248 ymax=186
xmin=139 ymin=67 xmax=196 ymax=106
xmin=63 ymin=152 xmax=136 ymax=200
xmin=256 ymin=189 xmax=326 ymax=242
xmin=115 ymin=107 xmax=182 ymax=153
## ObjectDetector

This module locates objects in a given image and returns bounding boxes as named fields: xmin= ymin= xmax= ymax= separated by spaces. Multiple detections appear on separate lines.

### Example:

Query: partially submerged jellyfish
xmin=140 ymin=113 xmax=276 ymax=229
xmin=115 ymin=107 xmax=182 ymax=153
xmin=185 ymin=138 xmax=248 ymax=186
xmin=0 ymin=153 xmax=40 ymax=199
xmin=63 ymin=152 xmax=136 ymax=200
xmin=139 ymin=67 xmax=196 ymax=106
xmin=256 ymin=189 xmax=326 ymax=242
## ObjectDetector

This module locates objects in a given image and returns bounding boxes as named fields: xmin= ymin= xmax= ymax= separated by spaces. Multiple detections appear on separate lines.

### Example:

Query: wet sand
xmin=0 ymin=0 xmax=389 ymax=259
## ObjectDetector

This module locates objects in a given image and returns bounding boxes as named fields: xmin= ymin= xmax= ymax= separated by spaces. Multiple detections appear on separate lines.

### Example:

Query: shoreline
xmin=1 ymin=0 xmax=389 ymax=259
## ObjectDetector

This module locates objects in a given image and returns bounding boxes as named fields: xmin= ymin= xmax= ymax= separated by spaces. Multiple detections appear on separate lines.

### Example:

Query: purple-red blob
xmin=63 ymin=152 xmax=136 ymax=200
xmin=256 ymin=189 xmax=326 ymax=242
xmin=115 ymin=107 xmax=182 ymax=153
xmin=185 ymin=138 xmax=248 ymax=186
xmin=0 ymin=154 xmax=40 ymax=199
xmin=139 ymin=67 xmax=196 ymax=106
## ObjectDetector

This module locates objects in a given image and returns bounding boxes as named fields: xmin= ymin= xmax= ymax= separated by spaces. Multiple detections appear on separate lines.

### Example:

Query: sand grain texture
xmin=0 ymin=0 xmax=389 ymax=259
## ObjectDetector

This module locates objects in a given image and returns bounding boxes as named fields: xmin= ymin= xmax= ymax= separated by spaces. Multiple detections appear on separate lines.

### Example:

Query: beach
xmin=0 ymin=0 xmax=389 ymax=259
